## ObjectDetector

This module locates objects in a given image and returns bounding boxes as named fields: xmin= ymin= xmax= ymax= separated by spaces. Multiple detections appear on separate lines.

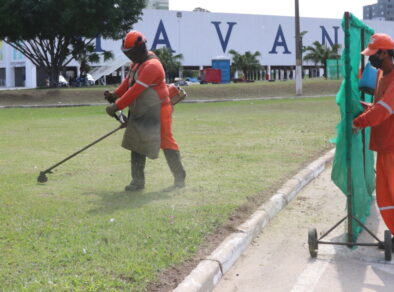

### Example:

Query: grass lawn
xmin=0 ymin=97 xmax=338 ymax=291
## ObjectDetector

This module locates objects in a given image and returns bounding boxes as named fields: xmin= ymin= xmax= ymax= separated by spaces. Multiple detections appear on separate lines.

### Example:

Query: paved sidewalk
xmin=214 ymin=165 xmax=394 ymax=292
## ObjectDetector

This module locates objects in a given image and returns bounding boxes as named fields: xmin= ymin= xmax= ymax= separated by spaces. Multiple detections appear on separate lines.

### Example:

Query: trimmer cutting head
xmin=37 ymin=171 xmax=48 ymax=183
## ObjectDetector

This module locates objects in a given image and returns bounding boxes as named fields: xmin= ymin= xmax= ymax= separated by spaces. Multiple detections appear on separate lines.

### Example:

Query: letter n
xmin=320 ymin=26 xmax=340 ymax=47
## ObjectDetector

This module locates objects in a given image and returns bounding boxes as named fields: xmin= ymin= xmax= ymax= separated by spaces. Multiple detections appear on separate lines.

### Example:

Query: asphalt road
xmin=214 ymin=166 xmax=394 ymax=292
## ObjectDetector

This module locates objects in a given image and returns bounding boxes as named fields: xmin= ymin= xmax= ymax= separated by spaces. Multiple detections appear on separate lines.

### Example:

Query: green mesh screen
xmin=331 ymin=13 xmax=376 ymax=241
xmin=326 ymin=59 xmax=343 ymax=80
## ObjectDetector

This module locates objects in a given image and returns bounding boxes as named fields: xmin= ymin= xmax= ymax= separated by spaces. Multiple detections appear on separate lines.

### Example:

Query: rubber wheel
xmin=308 ymin=228 xmax=318 ymax=258
xmin=384 ymin=230 xmax=392 ymax=261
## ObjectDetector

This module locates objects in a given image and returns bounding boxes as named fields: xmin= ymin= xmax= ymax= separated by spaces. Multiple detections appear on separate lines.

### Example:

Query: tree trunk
xmin=324 ymin=61 xmax=327 ymax=79
xmin=48 ymin=67 xmax=61 ymax=88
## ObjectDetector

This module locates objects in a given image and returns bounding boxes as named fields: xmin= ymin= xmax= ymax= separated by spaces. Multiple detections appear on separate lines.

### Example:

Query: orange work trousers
xmin=160 ymin=103 xmax=179 ymax=151
xmin=376 ymin=152 xmax=394 ymax=234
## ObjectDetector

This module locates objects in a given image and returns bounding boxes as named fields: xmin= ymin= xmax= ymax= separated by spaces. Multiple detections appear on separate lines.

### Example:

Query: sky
xmin=170 ymin=0 xmax=376 ymax=19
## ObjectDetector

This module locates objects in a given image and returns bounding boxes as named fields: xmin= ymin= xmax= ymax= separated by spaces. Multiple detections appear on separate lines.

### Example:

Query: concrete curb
xmin=173 ymin=148 xmax=335 ymax=292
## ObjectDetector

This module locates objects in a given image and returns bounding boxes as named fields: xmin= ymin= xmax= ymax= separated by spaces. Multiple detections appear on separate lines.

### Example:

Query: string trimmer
xmin=37 ymin=111 xmax=127 ymax=183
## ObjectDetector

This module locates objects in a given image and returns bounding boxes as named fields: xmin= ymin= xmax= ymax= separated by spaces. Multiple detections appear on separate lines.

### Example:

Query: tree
xmin=228 ymin=49 xmax=262 ymax=80
xmin=153 ymin=47 xmax=183 ymax=82
xmin=71 ymin=38 xmax=113 ymax=78
xmin=0 ymin=0 xmax=146 ymax=87
xmin=303 ymin=41 xmax=341 ymax=79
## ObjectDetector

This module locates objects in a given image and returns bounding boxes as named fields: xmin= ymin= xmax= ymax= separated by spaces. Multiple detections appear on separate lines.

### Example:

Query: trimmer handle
xmin=104 ymin=92 xmax=127 ymax=127
xmin=114 ymin=110 xmax=128 ymax=128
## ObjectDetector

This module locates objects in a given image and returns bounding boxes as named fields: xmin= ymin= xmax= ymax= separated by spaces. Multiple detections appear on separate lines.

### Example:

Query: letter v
xmin=211 ymin=21 xmax=237 ymax=53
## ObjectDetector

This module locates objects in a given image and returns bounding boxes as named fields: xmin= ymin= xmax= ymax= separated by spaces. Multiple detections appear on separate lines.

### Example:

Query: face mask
xmin=369 ymin=53 xmax=383 ymax=69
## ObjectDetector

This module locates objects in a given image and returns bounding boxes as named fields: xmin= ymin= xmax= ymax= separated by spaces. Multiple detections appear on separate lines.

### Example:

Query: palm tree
xmin=303 ymin=41 xmax=341 ymax=79
xmin=153 ymin=47 xmax=183 ymax=82
xmin=228 ymin=49 xmax=261 ymax=80
xmin=71 ymin=38 xmax=113 ymax=83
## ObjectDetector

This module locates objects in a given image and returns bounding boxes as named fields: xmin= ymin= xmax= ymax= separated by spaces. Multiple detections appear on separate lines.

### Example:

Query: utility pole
xmin=295 ymin=0 xmax=302 ymax=96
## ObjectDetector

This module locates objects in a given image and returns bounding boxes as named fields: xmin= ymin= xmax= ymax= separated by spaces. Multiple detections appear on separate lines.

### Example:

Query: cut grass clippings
xmin=0 ymin=97 xmax=338 ymax=291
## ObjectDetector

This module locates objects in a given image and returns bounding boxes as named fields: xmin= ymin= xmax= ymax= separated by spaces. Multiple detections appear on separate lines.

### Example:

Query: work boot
xmin=163 ymin=149 xmax=186 ymax=191
xmin=392 ymin=236 xmax=394 ymax=252
xmin=125 ymin=151 xmax=146 ymax=192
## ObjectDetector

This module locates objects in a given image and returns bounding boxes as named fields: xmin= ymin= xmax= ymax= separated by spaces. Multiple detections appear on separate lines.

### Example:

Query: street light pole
xmin=295 ymin=0 xmax=302 ymax=96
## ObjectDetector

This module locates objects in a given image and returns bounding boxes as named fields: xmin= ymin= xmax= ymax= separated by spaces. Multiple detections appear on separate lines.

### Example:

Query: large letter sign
xmin=95 ymin=37 xmax=104 ymax=52
xmin=211 ymin=21 xmax=237 ymax=53
xmin=151 ymin=20 xmax=174 ymax=51
xmin=269 ymin=25 xmax=291 ymax=54
xmin=320 ymin=26 xmax=340 ymax=47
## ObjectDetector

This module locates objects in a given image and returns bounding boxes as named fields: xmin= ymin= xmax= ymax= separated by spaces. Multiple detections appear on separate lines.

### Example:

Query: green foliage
xmin=228 ymin=49 xmax=262 ymax=79
xmin=72 ymin=38 xmax=113 ymax=75
xmin=303 ymin=41 xmax=341 ymax=78
xmin=153 ymin=47 xmax=184 ymax=82
xmin=0 ymin=0 xmax=146 ymax=86
xmin=0 ymin=98 xmax=338 ymax=290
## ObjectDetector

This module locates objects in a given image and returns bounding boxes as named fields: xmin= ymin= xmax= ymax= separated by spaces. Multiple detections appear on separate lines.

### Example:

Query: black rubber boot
xmin=125 ymin=151 xmax=146 ymax=192
xmin=163 ymin=149 xmax=186 ymax=191
xmin=392 ymin=236 xmax=394 ymax=252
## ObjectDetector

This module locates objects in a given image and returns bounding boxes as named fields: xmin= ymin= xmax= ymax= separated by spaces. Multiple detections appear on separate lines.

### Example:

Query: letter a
xmin=151 ymin=20 xmax=174 ymax=52
xmin=269 ymin=25 xmax=291 ymax=54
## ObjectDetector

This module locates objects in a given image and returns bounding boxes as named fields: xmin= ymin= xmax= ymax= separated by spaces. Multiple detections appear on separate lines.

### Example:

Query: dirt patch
xmin=185 ymin=80 xmax=341 ymax=100
xmin=0 ymin=79 xmax=341 ymax=106
xmin=0 ymin=88 xmax=108 ymax=106
xmin=145 ymin=148 xmax=331 ymax=292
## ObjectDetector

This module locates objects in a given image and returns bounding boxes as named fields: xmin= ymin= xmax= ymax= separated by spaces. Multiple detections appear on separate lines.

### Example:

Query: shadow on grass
xmin=86 ymin=188 xmax=177 ymax=215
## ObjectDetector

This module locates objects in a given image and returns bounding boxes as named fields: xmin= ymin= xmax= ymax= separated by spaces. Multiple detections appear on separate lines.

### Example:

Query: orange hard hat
xmin=122 ymin=30 xmax=146 ymax=50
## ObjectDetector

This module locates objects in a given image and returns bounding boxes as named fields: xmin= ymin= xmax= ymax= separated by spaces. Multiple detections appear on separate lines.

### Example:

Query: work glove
xmin=104 ymin=90 xmax=117 ymax=103
xmin=106 ymin=103 xmax=118 ymax=117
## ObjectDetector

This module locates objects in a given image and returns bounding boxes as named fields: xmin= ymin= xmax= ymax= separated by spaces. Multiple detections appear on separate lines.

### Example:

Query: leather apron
xmin=121 ymin=58 xmax=162 ymax=159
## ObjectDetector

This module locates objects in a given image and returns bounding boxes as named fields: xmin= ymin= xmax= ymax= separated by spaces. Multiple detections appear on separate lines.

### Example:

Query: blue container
xmin=359 ymin=62 xmax=377 ymax=92
xmin=212 ymin=57 xmax=231 ymax=83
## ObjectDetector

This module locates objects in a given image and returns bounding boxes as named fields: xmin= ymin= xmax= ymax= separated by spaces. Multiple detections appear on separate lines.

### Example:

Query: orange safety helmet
xmin=121 ymin=30 xmax=148 ymax=63
xmin=122 ymin=30 xmax=146 ymax=50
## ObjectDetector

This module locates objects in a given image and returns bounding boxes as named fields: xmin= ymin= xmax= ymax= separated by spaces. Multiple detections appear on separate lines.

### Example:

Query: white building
xmin=1 ymin=9 xmax=394 ymax=88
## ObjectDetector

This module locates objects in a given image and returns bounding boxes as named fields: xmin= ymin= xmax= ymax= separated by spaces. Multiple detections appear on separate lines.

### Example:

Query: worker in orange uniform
xmin=104 ymin=30 xmax=186 ymax=192
xmin=353 ymin=33 xmax=394 ymax=242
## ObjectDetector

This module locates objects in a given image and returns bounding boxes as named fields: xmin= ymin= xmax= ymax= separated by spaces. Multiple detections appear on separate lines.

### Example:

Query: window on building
xmin=12 ymin=46 xmax=24 ymax=61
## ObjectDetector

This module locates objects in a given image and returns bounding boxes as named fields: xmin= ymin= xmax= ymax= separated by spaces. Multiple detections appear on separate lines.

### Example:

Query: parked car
xmin=174 ymin=77 xmax=190 ymax=86
xmin=86 ymin=74 xmax=95 ymax=86
xmin=184 ymin=77 xmax=200 ymax=84
xmin=74 ymin=73 xmax=95 ymax=87
xmin=58 ymin=75 xmax=69 ymax=87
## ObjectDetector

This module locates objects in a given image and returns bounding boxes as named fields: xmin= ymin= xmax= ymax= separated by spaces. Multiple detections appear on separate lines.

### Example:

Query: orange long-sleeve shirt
xmin=354 ymin=69 xmax=394 ymax=152
xmin=114 ymin=53 xmax=169 ymax=110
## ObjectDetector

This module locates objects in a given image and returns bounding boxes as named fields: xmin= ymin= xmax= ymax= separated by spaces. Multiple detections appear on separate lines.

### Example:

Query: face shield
xmin=121 ymin=39 xmax=147 ymax=63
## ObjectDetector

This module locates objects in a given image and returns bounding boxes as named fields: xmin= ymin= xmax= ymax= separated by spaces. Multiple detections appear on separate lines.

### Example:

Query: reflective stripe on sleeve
xmin=136 ymin=80 xmax=149 ymax=88
xmin=377 ymin=100 xmax=394 ymax=115
xmin=379 ymin=206 xmax=394 ymax=211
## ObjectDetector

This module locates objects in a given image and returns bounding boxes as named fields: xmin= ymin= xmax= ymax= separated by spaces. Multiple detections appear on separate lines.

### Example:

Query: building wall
xmin=2 ymin=9 xmax=394 ymax=88
xmin=364 ymin=0 xmax=394 ymax=21
xmin=145 ymin=0 xmax=169 ymax=10
xmin=100 ymin=9 xmax=394 ymax=67
xmin=0 ymin=41 xmax=36 ymax=88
